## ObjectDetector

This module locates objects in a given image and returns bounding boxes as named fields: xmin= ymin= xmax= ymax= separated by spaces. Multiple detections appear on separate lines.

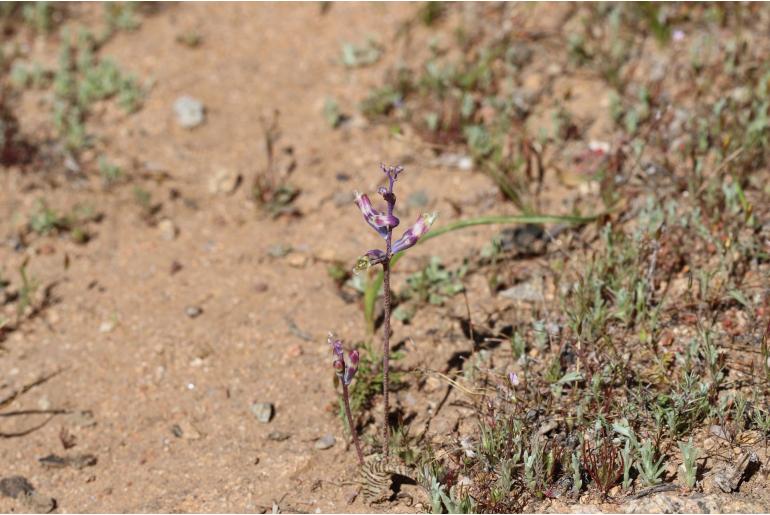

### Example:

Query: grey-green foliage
xmin=438 ymin=487 xmax=476 ymax=514
xmin=496 ymin=457 xmax=515 ymax=495
xmin=21 ymin=1 xmax=55 ymax=33
xmin=678 ymin=437 xmax=699 ymax=489
xmin=637 ymin=441 xmax=666 ymax=486
xmin=752 ymin=408 xmax=770 ymax=434
xmin=323 ymin=97 xmax=343 ymax=129
xmin=102 ymin=1 xmax=140 ymax=34
xmin=98 ymin=156 xmax=123 ymax=185
xmin=571 ymin=453 xmax=583 ymax=495
xmin=10 ymin=61 xmax=49 ymax=88
xmin=16 ymin=262 xmax=38 ymax=317
xmin=402 ymin=256 xmax=466 ymax=306
xmin=46 ymin=27 xmax=144 ymax=150
xmin=613 ymin=420 xmax=639 ymax=490
xmin=341 ymin=38 xmax=382 ymax=68
xmin=424 ymin=466 xmax=446 ymax=514
xmin=620 ymin=440 xmax=634 ymax=490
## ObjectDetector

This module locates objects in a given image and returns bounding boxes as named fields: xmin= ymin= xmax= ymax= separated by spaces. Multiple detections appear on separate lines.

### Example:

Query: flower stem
xmin=382 ymin=173 xmax=395 ymax=459
xmin=382 ymin=238 xmax=391 ymax=458
xmin=342 ymin=381 xmax=364 ymax=465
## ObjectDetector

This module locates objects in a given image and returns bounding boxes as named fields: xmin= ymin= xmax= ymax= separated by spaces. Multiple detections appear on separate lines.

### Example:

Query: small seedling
xmin=16 ymin=260 xmax=38 ymax=319
xmin=341 ymin=38 xmax=382 ymax=68
xmin=678 ymin=437 xmax=699 ymax=489
xmin=637 ymin=441 xmax=666 ymax=487
xmin=98 ymin=156 xmax=123 ymax=185
xmin=323 ymin=97 xmax=346 ymax=129
xmin=252 ymin=110 xmax=299 ymax=216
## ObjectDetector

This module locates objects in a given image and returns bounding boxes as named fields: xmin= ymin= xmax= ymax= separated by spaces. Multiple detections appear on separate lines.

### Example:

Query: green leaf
xmin=362 ymin=212 xmax=599 ymax=336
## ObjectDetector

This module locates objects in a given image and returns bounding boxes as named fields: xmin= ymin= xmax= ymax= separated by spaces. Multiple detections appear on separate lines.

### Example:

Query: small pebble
xmin=437 ymin=153 xmax=473 ymax=171
xmin=250 ymin=402 xmax=274 ymax=423
xmin=0 ymin=476 xmax=34 ymax=498
xmin=538 ymin=420 xmax=559 ymax=435
xmin=176 ymin=420 xmax=203 ymax=440
xmin=158 ymin=219 xmax=178 ymax=241
xmin=99 ymin=320 xmax=115 ymax=333
xmin=287 ymin=254 xmax=308 ymax=268
xmin=332 ymin=191 xmax=355 ymax=207
xmin=267 ymin=431 xmax=290 ymax=441
xmin=185 ymin=306 xmax=203 ymax=318
xmin=173 ymin=95 xmax=205 ymax=128
xmin=170 ymin=261 xmax=183 ymax=275
xmin=207 ymin=167 xmax=241 ymax=195
xmin=254 ymin=282 xmax=268 ymax=293
xmin=46 ymin=310 xmax=60 ymax=325
xmin=267 ymin=244 xmax=292 ymax=258
xmin=499 ymin=280 xmax=543 ymax=302
xmin=68 ymin=410 xmax=96 ymax=428
xmin=314 ymin=434 xmax=336 ymax=450
xmin=284 ymin=343 xmax=302 ymax=359
xmin=406 ymin=190 xmax=429 ymax=209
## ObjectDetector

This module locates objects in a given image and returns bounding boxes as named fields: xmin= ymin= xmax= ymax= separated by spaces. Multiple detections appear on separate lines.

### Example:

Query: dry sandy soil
xmin=2 ymin=3 xmax=770 ymax=514
xmin=0 ymin=3 xmax=511 ymax=513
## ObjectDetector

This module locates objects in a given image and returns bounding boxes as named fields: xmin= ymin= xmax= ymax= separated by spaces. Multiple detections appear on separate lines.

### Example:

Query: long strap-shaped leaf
xmin=363 ymin=213 xmax=599 ymax=332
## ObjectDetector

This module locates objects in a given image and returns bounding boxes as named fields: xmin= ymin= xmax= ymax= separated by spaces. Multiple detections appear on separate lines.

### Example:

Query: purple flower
xmin=508 ymin=371 xmax=520 ymax=387
xmin=354 ymin=192 xmax=400 ymax=239
xmin=392 ymin=212 xmax=437 ymax=253
xmin=328 ymin=333 xmax=359 ymax=385
xmin=380 ymin=163 xmax=403 ymax=182
xmin=344 ymin=349 xmax=360 ymax=385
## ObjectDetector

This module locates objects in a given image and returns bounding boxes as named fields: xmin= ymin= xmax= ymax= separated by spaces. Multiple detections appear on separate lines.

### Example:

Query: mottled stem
xmin=382 ymin=174 xmax=396 ymax=459
xmin=342 ymin=382 xmax=364 ymax=465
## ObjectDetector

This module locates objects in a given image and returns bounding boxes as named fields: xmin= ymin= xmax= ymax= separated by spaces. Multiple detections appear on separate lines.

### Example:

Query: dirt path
xmin=1 ymin=3 xmax=507 ymax=512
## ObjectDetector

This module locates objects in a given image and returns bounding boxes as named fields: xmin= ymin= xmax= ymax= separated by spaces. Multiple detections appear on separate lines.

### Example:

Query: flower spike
xmin=354 ymin=192 xmax=399 ymax=239
xmin=392 ymin=212 xmax=437 ymax=254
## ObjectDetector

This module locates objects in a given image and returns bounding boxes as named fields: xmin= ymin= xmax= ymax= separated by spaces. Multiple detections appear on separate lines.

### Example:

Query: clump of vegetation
xmin=394 ymin=256 xmax=466 ymax=323
xmin=252 ymin=110 xmax=300 ymax=217
xmin=3 ymin=2 xmax=145 ymax=171
xmin=329 ymin=3 xmax=770 ymax=511
xmin=52 ymin=28 xmax=143 ymax=151
xmin=27 ymin=199 xmax=97 ymax=244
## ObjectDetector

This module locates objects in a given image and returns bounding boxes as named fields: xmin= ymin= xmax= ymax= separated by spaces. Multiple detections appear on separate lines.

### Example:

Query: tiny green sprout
xmin=678 ymin=437 xmax=700 ymax=489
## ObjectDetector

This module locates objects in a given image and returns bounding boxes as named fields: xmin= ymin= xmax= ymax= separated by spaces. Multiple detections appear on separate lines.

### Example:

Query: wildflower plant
xmin=352 ymin=164 xmax=436 ymax=458
xmin=678 ymin=438 xmax=700 ymax=490
xmin=328 ymin=164 xmax=436 ymax=463
xmin=329 ymin=333 xmax=364 ymax=465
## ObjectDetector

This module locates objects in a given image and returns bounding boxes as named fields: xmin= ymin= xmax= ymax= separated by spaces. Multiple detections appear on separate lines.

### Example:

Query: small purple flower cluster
xmin=353 ymin=164 xmax=436 ymax=273
xmin=329 ymin=333 xmax=359 ymax=386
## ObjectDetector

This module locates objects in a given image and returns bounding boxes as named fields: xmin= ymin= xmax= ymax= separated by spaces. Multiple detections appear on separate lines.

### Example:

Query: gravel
xmin=173 ymin=95 xmax=205 ymax=128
